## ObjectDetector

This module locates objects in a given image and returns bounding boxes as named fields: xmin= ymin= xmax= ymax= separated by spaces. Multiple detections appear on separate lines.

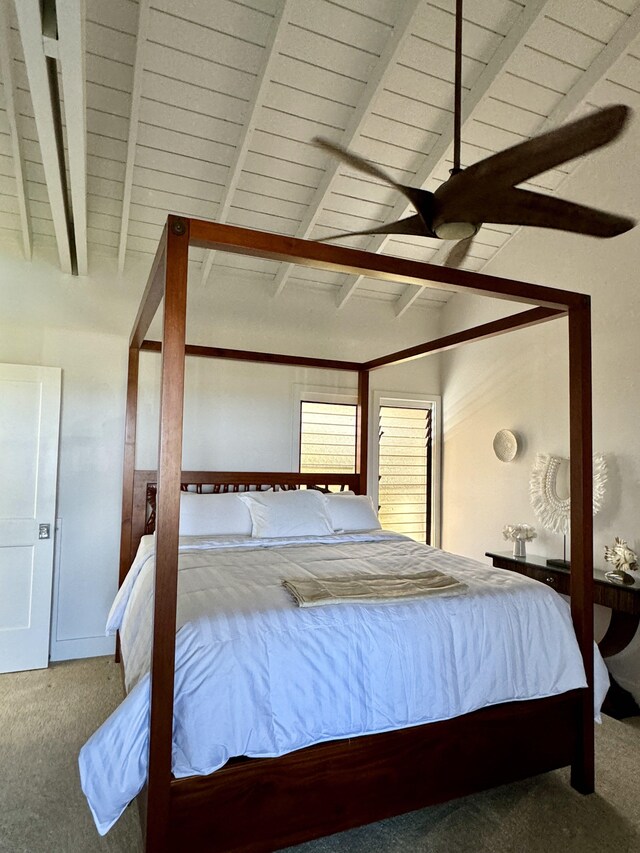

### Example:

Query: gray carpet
xmin=0 ymin=657 xmax=638 ymax=853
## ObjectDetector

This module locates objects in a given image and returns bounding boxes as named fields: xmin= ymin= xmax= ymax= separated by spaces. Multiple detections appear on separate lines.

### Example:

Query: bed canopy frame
xmin=118 ymin=215 xmax=594 ymax=853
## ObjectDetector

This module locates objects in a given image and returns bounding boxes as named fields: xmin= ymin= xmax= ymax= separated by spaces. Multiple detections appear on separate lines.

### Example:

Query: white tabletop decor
xmin=604 ymin=537 xmax=638 ymax=585
xmin=503 ymin=523 xmax=537 ymax=558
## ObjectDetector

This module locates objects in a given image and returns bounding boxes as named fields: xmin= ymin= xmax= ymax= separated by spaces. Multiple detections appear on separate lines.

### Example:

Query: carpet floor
xmin=0 ymin=656 xmax=638 ymax=853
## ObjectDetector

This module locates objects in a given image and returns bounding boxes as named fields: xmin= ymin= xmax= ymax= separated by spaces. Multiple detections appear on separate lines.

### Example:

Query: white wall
xmin=0 ymin=240 xmax=442 ymax=661
xmin=138 ymin=274 xmax=442 ymax=470
xmin=0 ymin=320 xmax=127 ymax=660
xmin=439 ymin=139 xmax=640 ymax=702
xmin=441 ymin=294 xmax=570 ymax=559
xmin=0 ymin=244 xmax=143 ymax=659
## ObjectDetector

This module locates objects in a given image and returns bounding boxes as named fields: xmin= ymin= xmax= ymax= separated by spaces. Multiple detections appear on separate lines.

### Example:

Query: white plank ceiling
xmin=0 ymin=0 xmax=639 ymax=314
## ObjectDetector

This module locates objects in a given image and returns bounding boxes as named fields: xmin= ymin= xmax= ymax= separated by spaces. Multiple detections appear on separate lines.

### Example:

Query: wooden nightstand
xmin=486 ymin=551 xmax=640 ymax=718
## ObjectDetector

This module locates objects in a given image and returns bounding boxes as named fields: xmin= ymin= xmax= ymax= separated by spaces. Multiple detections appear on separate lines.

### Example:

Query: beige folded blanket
xmin=283 ymin=570 xmax=467 ymax=607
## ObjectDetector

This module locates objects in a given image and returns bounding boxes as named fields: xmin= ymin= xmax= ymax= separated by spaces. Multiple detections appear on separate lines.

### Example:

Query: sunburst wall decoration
xmin=529 ymin=453 xmax=607 ymax=535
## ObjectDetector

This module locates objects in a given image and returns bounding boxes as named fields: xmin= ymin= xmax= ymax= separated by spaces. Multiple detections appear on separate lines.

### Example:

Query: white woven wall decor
xmin=529 ymin=453 xmax=607 ymax=535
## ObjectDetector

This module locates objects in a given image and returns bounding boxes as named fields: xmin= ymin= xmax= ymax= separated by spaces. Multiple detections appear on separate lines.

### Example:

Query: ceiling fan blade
xmin=479 ymin=188 xmax=635 ymax=238
xmin=313 ymin=136 xmax=415 ymax=199
xmin=318 ymin=215 xmax=429 ymax=242
xmin=457 ymin=105 xmax=630 ymax=190
xmin=443 ymin=236 xmax=474 ymax=267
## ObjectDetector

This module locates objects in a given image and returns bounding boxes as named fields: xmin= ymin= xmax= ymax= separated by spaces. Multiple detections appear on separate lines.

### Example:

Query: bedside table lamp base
xmin=547 ymin=534 xmax=569 ymax=569
xmin=547 ymin=558 xmax=571 ymax=569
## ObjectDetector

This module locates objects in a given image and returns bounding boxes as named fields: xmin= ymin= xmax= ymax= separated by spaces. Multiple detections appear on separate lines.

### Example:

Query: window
xmin=299 ymin=400 xmax=356 ymax=475
xmin=377 ymin=404 xmax=433 ymax=544
xmin=295 ymin=389 xmax=439 ymax=544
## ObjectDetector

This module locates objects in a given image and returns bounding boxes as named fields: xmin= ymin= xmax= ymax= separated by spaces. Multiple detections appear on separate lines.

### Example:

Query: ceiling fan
xmin=313 ymin=0 xmax=635 ymax=267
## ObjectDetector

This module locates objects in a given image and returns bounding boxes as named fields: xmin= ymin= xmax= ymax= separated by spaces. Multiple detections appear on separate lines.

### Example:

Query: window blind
xmin=378 ymin=405 xmax=432 ymax=543
xmin=299 ymin=401 xmax=357 ymax=475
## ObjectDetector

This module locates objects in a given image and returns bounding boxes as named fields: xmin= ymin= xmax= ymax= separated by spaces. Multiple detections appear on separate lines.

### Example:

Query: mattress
xmin=79 ymin=532 xmax=609 ymax=835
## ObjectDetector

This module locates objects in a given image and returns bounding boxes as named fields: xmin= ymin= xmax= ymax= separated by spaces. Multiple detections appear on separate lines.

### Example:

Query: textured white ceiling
xmin=0 ymin=0 xmax=638 ymax=316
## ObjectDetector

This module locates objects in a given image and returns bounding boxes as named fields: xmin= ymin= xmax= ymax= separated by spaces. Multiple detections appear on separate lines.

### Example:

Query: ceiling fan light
xmin=434 ymin=221 xmax=478 ymax=240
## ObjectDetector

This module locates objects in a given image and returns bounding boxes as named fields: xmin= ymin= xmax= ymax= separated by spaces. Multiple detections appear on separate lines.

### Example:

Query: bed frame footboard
xmin=151 ymin=691 xmax=580 ymax=853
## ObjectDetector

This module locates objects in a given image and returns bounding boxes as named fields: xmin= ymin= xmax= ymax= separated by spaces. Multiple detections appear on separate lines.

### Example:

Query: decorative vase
xmin=513 ymin=539 xmax=526 ymax=558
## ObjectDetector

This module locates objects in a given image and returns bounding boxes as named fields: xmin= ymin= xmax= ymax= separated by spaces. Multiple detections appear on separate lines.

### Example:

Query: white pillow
xmin=325 ymin=493 xmax=381 ymax=532
xmin=179 ymin=491 xmax=253 ymax=536
xmin=239 ymin=489 xmax=334 ymax=538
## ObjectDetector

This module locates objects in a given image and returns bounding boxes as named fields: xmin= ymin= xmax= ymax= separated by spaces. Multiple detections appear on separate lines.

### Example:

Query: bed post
xmin=145 ymin=216 xmax=190 ymax=853
xmin=568 ymin=296 xmax=594 ymax=794
xmin=357 ymin=369 xmax=369 ymax=494
xmin=116 ymin=346 xmax=140 ymax=662
xmin=120 ymin=222 xmax=168 ymax=588
xmin=118 ymin=346 xmax=139 ymax=591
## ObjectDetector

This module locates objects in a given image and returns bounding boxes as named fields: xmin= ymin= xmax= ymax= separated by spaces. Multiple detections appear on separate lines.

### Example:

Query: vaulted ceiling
xmin=0 ymin=0 xmax=639 ymax=318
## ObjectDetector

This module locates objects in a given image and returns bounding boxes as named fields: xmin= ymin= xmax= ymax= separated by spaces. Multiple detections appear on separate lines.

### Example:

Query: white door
xmin=0 ymin=363 xmax=61 ymax=672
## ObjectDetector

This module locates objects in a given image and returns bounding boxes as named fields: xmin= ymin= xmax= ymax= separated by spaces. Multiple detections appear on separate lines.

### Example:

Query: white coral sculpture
xmin=604 ymin=537 xmax=638 ymax=574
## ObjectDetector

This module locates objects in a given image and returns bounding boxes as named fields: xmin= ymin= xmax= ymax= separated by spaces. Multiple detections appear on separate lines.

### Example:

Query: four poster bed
xmin=83 ymin=216 xmax=599 ymax=853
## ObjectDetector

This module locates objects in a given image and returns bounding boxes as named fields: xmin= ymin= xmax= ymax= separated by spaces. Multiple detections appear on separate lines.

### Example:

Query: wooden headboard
xmin=125 ymin=469 xmax=362 ymax=579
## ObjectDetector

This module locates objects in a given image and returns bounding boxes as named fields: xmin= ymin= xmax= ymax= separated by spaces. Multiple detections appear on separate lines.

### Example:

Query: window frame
xmin=371 ymin=391 xmax=442 ymax=548
xmin=292 ymin=384 xmax=441 ymax=547
xmin=290 ymin=384 xmax=358 ymax=472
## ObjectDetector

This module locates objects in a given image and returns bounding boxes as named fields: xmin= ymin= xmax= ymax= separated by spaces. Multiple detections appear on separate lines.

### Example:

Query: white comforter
xmin=79 ymin=532 xmax=608 ymax=835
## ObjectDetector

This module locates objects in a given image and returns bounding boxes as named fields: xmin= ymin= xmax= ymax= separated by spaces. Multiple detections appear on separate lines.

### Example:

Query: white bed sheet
xmin=79 ymin=532 xmax=608 ymax=835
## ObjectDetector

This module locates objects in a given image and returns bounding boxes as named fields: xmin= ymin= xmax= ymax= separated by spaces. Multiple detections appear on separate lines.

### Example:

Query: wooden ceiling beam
xmin=270 ymin=0 xmax=423 ymax=299
xmin=394 ymin=283 xmax=425 ymax=319
xmin=332 ymin=0 xmax=551 ymax=312
xmin=15 ymin=0 xmax=73 ymax=273
xmin=199 ymin=0 xmax=296 ymax=287
xmin=0 ymin=2 xmax=32 ymax=260
xmin=117 ymin=0 xmax=151 ymax=273
xmin=57 ymin=0 xmax=88 ymax=275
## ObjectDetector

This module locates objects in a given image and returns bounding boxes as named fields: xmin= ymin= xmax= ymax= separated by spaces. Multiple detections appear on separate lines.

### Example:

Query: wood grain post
xmin=116 ymin=346 xmax=140 ymax=662
xmin=118 ymin=347 xmax=140 ymax=589
xmin=145 ymin=216 xmax=190 ymax=852
xmin=568 ymin=297 xmax=594 ymax=794
xmin=356 ymin=370 xmax=369 ymax=494
xmin=364 ymin=307 xmax=564 ymax=370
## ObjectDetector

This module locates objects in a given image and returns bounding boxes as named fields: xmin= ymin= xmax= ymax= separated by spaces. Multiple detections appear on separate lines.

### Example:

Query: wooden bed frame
xmin=118 ymin=216 xmax=595 ymax=853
